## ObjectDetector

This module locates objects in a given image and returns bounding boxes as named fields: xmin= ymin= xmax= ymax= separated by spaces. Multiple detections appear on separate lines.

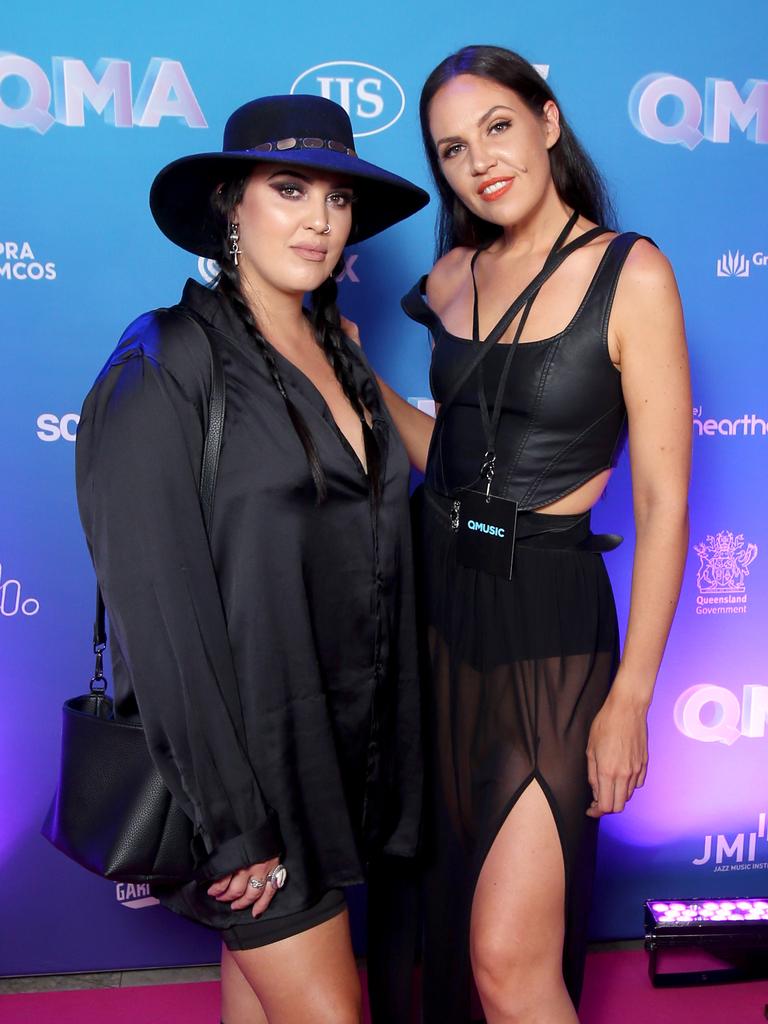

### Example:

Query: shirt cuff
xmin=196 ymin=816 xmax=283 ymax=880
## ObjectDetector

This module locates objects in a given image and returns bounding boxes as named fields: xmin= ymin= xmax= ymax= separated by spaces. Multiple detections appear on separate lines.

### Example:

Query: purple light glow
xmin=648 ymin=897 xmax=768 ymax=926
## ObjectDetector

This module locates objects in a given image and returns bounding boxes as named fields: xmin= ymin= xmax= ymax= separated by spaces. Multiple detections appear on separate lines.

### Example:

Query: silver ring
xmin=248 ymin=876 xmax=266 ymax=890
xmin=322 ymin=224 xmax=331 ymax=234
xmin=267 ymin=864 xmax=288 ymax=890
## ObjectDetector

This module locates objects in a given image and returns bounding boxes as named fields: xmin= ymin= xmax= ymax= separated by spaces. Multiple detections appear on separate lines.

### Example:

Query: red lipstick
xmin=477 ymin=176 xmax=514 ymax=202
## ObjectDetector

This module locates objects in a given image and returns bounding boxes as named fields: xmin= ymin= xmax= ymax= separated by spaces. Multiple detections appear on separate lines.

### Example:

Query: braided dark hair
xmin=210 ymin=177 xmax=380 ymax=502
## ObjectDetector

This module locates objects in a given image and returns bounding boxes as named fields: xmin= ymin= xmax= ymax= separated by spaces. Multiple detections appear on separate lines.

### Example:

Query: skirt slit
xmin=418 ymin=488 xmax=620 ymax=1022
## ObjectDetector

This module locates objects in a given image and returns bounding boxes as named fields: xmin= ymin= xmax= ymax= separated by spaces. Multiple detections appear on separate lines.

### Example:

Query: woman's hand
xmin=340 ymin=314 xmax=361 ymax=347
xmin=585 ymin=684 xmax=649 ymax=818
xmin=207 ymin=856 xmax=281 ymax=917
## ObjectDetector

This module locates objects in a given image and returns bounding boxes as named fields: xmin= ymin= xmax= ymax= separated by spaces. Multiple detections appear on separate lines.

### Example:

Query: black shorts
xmin=222 ymin=889 xmax=346 ymax=951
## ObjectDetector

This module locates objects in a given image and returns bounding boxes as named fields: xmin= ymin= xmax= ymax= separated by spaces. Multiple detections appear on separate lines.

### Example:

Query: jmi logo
xmin=629 ymin=74 xmax=767 ymax=149
xmin=0 ymin=55 xmax=206 ymax=134
xmin=115 ymin=882 xmax=159 ymax=909
xmin=291 ymin=61 xmax=405 ymax=137
xmin=693 ymin=812 xmax=768 ymax=872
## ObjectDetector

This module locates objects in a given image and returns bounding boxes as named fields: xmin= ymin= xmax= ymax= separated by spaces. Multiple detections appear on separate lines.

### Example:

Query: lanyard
xmin=472 ymin=211 xmax=596 ymax=495
xmin=426 ymin=216 xmax=608 ymax=498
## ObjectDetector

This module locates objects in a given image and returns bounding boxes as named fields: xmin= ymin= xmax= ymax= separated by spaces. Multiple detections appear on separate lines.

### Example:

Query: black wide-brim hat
xmin=150 ymin=94 xmax=430 ymax=258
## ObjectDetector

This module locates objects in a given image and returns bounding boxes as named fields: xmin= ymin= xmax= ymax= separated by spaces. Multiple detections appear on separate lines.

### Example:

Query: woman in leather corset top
xmin=369 ymin=46 xmax=691 ymax=1024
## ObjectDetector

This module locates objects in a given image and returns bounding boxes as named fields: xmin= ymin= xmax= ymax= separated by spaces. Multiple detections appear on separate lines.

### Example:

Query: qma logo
xmin=0 ymin=241 xmax=56 ymax=282
xmin=0 ymin=562 xmax=40 ymax=617
xmin=693 ymin=404 xmax=767 ymax=439
xmin=693 ymin=531 xmax=758 ymax=615
xmin=674 ymin=683 xmax=768 ymax=745
xmin=291 ymin=61 xmax=405 ymax=137
xmin=629 ymin=73 xmax=767 ymax=149
xmin=37 ymin=413 xmax=79 ymax=442
xmin=692 ymin=812 xmax=768 ymax=873
xmin=115 ymin=882 xmax=159 ymax=909
xmin=0 ymin=55 xmax=206 ymax=134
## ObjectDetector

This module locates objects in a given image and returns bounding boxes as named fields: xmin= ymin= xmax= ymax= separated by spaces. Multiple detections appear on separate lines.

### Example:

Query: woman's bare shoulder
xmin=425 ymin=246 xmax=473 ymax=312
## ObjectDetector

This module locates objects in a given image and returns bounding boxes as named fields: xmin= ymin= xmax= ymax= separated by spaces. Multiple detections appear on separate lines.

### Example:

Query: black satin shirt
xmin=402 ymin=233 xmax=648 ymax=510
xmin=76 ymin=280 xmax=421 ymax=928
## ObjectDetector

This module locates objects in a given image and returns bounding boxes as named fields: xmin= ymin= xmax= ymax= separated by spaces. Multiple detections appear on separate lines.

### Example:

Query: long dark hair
xmin=420 ymin=45 xmax=617 ymax=257
xmin=210 ymin=176 xmax=380 ymax=502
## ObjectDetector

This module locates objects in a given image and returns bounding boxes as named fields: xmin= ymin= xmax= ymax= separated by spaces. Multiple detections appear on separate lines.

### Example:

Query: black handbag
xmin=42 ymin=310 xmax=226 ymax=884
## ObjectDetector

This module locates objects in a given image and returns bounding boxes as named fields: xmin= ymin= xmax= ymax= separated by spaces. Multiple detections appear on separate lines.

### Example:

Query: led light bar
xmin=644 ymin=898 xmax=768 ymax=987
xmin=649 ymin=898 xmax=768 ymax=927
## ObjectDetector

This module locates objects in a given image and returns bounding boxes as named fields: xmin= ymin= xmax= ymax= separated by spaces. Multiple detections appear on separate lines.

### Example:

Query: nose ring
xmin=322 ymin=224 xmax=331 ymax=235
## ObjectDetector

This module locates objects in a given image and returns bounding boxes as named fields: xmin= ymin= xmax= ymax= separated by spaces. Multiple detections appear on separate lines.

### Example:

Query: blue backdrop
xmin=1 ymin=0 xmax=766 ymax=976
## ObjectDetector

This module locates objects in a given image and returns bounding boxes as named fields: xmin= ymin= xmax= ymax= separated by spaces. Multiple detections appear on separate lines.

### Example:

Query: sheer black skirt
xmin=418 ymin=487 xmax=620 ymax=1022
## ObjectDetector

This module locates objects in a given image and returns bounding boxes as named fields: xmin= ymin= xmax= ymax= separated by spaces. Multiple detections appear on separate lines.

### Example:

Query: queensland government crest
xmin=695 ymin=532 xmax=758 ymax=594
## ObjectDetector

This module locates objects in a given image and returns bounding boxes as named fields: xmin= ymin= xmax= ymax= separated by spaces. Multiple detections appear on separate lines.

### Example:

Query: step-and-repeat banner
xmin=1 ymin=0 xmax=766 ymax=976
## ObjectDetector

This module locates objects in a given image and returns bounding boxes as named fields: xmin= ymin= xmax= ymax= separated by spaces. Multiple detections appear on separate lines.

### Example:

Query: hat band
xmin=243 ymin=136 xmax=358 ymax=158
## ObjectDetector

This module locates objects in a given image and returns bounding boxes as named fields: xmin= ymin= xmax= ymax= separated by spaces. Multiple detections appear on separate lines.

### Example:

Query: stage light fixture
xmin=644 ymin=898 xmax=768 ymax=986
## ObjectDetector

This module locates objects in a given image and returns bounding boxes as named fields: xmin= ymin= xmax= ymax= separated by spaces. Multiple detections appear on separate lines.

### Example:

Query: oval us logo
xmin=290 ymin=60 xmax=405 ymax=138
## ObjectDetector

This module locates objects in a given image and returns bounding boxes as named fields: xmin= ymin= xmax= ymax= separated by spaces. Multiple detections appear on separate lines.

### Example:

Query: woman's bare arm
xmin=341 ymin=320 xmax=435 ymax=474
xmin=586 ymin=240 xmax=691 ymax=817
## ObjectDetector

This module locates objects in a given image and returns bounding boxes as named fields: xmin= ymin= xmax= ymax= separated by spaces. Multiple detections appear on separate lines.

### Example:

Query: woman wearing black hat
xmin=365 ymin=46 xmax=691 ymax=1024
xmin=75 ymin=95 xmax=428 ymax=1023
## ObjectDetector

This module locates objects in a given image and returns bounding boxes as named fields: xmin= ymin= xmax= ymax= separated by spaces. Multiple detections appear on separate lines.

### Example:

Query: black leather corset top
xmin=402 ymin=233 xmax=648 ymax=511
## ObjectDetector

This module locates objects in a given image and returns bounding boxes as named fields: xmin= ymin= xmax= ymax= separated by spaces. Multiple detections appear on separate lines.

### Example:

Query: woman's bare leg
xmin=221 ymin=944 xmax=268 ymax=1024
xmin=470 ymin=780 xmax=579 ymax=1024
xmin=222 ymin=908 xmax=361 ymax=1024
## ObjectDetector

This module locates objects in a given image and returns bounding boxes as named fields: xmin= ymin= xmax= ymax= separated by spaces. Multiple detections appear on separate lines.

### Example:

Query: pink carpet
xmin=0 ymin=952 xmax=766 ymax=1022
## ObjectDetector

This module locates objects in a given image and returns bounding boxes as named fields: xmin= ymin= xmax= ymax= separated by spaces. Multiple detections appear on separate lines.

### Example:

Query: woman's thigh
xmin=227 ymin=908 xmax=361 ymax=1024
xmin=470 ymin=779 xmax=578 ymax=1022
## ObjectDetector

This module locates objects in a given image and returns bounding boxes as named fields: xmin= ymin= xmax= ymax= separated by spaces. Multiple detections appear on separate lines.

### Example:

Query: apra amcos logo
xmin=291 ymin=61 xmax=405 ymax=137
xmin=0 ymin=54 xmax=206 ymax=134
xmin=115 ymin=882 xmax=159 ymax=909
xmin=0 ymin=241 xmax=56 ymax=282
xmin=629 ymin=73 xmax=767 ymax=149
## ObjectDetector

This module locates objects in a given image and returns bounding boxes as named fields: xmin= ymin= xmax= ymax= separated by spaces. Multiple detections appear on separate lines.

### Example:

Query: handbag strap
xmin=91 ymin=309 xmax=226 ymax=692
